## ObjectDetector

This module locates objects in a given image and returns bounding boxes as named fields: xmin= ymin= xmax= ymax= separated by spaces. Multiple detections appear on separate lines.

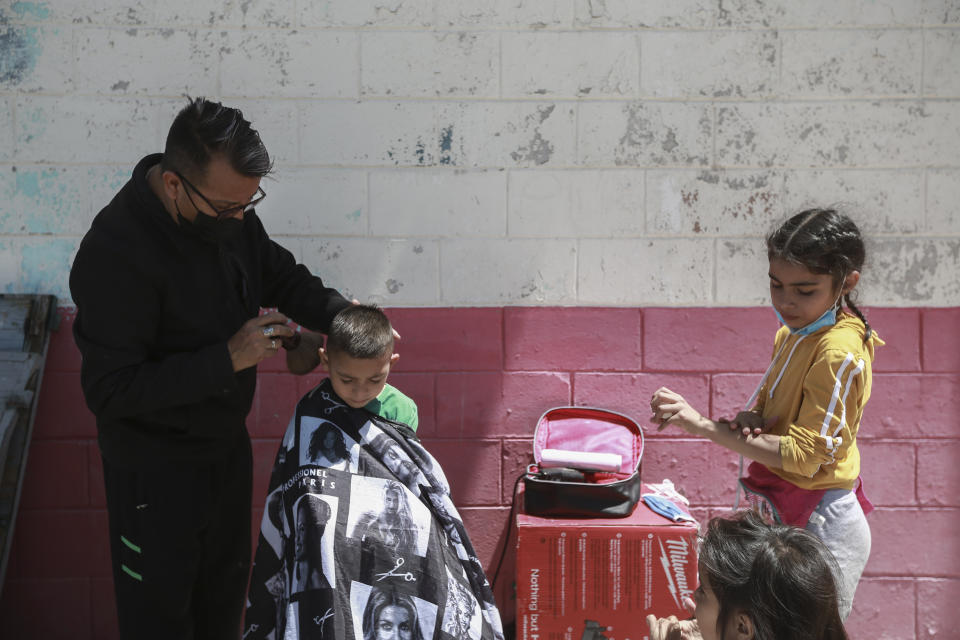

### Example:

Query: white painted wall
xmin=1 ymin=0 xmax=958 ymax=306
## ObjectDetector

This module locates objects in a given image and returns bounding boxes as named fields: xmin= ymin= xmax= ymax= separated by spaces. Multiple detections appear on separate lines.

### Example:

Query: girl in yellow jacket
xmin=651 ymin=209 xmax=882 ymax=622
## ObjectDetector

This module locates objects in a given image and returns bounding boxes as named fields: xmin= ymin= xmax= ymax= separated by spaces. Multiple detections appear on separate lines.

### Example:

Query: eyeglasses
xmin=175 ymin=171 xmax=266 ymax=220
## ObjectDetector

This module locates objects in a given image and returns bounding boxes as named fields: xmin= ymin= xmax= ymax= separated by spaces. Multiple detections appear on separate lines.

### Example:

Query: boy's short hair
xmin=325 ymin=305 xmax=394 ymax=359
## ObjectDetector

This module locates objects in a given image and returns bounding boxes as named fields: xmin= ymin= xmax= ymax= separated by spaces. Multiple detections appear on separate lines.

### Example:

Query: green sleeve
xmin=367 ymin=383 xmax=419 ymax=431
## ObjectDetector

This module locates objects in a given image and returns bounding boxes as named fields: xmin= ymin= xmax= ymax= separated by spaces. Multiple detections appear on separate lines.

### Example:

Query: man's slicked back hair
xmin=326 ymin=305 xmax=394 ymax=359
xmin=160 ymin=96 xmax=273 ymax=182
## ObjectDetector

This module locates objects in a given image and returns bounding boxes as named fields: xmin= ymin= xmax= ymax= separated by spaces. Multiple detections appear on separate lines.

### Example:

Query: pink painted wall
xmin=1 ymin=306 xmax=958 ymax=639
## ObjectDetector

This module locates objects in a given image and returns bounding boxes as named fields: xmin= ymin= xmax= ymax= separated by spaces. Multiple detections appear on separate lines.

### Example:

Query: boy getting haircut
xmin=325 ymin=304 xmax=394 ymax=359
xmin=317 ymin=305 xmax=417 ymax=430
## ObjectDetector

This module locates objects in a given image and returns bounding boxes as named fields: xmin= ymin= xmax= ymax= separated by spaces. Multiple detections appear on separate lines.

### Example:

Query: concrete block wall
xmin=2 ymin=306 xmax=958 ymax=639
xmin=1 ymin=1 xmax=959 ymax=638
xmin=0 ymin=0 xmax=958 ymax=306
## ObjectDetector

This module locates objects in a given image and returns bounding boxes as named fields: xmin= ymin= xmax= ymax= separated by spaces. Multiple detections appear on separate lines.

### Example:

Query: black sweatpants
xmin=101 ymin=432 xmax=253 ymax=640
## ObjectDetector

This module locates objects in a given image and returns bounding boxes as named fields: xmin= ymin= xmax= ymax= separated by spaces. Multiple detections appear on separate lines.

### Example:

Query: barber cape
xmin=245 ymin=379 xmax=504 ymax=640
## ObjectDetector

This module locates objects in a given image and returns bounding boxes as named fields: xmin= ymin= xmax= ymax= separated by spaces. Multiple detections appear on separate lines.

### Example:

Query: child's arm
xmin=651 ymin=387 xmax=783 ymax=470
xmin=285 ymin=331 xmax=324 ymax=375
xmin=778 ymin=348 xmax=865 ymax=478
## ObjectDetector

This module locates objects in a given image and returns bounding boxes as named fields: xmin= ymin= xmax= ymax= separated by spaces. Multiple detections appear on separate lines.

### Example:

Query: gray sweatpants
xmin=804 ymin=488 xmax=871 ymax=620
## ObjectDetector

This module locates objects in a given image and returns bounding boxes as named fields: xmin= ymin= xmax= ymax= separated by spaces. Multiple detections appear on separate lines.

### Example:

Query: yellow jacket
xmin=753 ymin=313 xmax=883 ymax=490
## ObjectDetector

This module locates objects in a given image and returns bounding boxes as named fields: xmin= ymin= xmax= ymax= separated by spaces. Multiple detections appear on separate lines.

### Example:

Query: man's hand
xmin=227 ymin=312 xmax=295 ymax=372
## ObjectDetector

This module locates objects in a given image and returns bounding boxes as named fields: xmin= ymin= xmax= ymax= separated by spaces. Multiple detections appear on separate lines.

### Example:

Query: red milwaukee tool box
xmin=515 ymin=485 xmax=699 ymax=640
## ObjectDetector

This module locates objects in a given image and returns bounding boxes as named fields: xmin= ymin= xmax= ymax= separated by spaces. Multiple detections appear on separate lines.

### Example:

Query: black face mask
xmin=176 ymin=201 xmax=244 ymax=245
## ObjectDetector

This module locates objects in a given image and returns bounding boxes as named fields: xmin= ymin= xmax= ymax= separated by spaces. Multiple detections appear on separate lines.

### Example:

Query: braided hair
xmin=767 ymin=209 xmax=872 ymax=342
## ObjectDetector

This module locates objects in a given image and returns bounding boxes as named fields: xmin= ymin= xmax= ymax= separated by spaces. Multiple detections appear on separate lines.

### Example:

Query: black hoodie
xmin=70 ymin=154 xmax=350 ymax=468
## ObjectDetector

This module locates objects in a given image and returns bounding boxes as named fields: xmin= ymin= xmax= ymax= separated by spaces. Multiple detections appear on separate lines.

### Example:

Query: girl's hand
xmin=726 ymin=411 xmax=778 ymax=437
xmin=645 ymin=615 xmax=702 ymax=640
xmin=650 ymin=388 xmax=709 ymax=436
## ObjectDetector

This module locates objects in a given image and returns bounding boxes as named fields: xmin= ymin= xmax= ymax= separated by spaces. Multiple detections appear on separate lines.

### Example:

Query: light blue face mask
xmin=774 ymin=304 xmax=838 ymax=335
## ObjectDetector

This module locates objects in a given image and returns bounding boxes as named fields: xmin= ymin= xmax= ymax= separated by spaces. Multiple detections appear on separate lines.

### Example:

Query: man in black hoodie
xmin=69 ymin=97 xmax=352 ymax=639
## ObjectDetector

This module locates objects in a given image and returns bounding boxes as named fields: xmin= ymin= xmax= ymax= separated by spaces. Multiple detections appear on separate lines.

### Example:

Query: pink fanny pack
xmin=739 ymin=461 xmax=874 ymax=527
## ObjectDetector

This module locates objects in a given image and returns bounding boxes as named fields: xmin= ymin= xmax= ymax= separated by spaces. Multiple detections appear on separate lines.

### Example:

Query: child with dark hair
xmin=248 ymin=307 xmax=505 ymax=640
xmin=650 ymin=209 xmax=882 ymax=619
xmin=646 ymin=510 xmax=848 ymax=640
xmin=288 ymin=304 xmax=418 ymax=430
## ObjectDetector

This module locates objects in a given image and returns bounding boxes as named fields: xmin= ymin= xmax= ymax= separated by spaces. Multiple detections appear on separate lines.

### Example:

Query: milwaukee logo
xmin=658 ymin=537 xmax=694 ymax=609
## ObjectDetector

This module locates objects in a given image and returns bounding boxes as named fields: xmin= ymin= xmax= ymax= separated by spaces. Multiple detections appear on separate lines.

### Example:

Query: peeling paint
xmin=11 ymin=2 xmax=50 ymax=20
xmin=519 ymin=272 xmax=545 ymax=299
xmin=412 ymin=245 xmax=423 ymax=254
xmin=439 ymin=125 xmax=454 ymax=165
xmin=110 ymin=80 xmax=129 ymax=91
xmin=16 ymin=101 xmax=47 ymax=145
xmin=507 ymin=105 xmax=558 ymax=165
xmin=21 ymin=238 xmax=73 ymax=296
xmin=662 ymin=129 xmax=679 ymax=152
xmin=615 ymin=103 xmax=669 ymax=165
xmin=804 ymin=57 xmax=841 ymax=89
xmin=319 ymin=244 xmax=342 ymax=261
xmin=511 ymin=130 xmax=553 ymax=165
xmin=697 ymin=172 xmax=720 ymax=185
xmin=762 ymin=42 xmax=776 ymax=65
xmin=537 ymin=104 xmax=555 ymax=124
xmin=0 ymin=25 xmax=40 ymax=85
xmin=722 ymin=191 xmax=776 ymax=221
xmin=717 ymin=0 xmax=731 ymax=26
xmin=374 ymin=1 xmax=406 ymax=18
xmin=588 ymin=0 xmax=607 ymax=19
xmin=799 ymin=124 xmax=823 ymax=141
xmin=894 ymin=243 xmax=941 ymax=301
xmin=385 ymin=279 xmax=402 ymax=294
xmin=724 ymin=175 xmax=767 ymax=190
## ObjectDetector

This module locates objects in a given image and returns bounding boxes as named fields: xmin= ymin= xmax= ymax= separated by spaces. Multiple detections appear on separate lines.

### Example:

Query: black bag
xmin=522 ymin=406 xmax=644 ymax=518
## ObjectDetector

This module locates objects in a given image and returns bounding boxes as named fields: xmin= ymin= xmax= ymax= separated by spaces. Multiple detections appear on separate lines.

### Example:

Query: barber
xmin=70 ymin=97 xmax=351 ymax=639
